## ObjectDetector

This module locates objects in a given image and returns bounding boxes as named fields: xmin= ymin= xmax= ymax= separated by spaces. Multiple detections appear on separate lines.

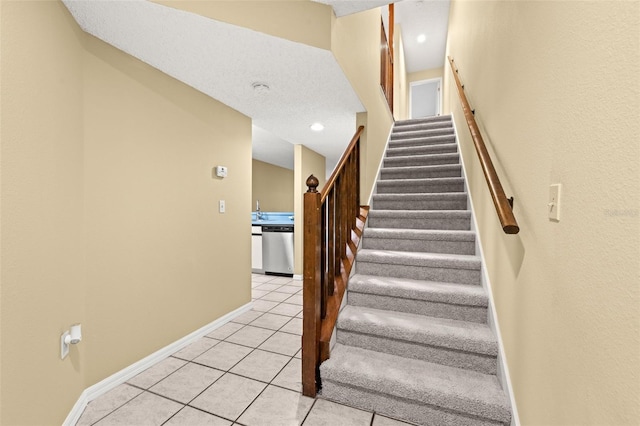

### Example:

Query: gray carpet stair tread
xmin=338 ymin=305 xmax=497 ymax=355
xmin=367 ymin=210 xmax=472 ymax=221
xmin=380 ymin=163 xmax=462 ymax=177
xmin=384 ymin=152 xmax=460 ymax=164
xmin=372 ymin=192 xmax=468 ymax=202
xmin=321 ymin=344 xmax=511 ymax=423
xmin=395 ymin=115 xmax=451 ymax=126
xmin=391 ymin=128 xmax=454 ymax=140
xmin=386 ymin=143 xmax=457 ymax=157
xmin=376 ymin=176 xmax=465 ymax=189
xmin=388 ymin=136 xmax=457 ymax=148
xmin=357 ymin=249 xmax=481 ymax=270
xmin=363 ymin=228 xmax=475 ymax=242
xmin=349 ymin=274 xmax=488 ymax=307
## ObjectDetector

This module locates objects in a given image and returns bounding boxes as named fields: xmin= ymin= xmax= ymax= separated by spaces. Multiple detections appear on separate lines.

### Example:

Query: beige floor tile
xmin=251 ymin=275 xmax=274 ymax=283
xmin=237 ymin=385 xmax=314 ymax=426
xmin=372 ymin=414 xmax=416 ymax=426
xmin=273 ymin=285 xmax=302 ymax=294
xmin=248 ymin=312 xmax=292 ymax=330
xmin=258 ymin=331 xmax=301 ymax=356
xmin=226 ymin=325 xmax=275 ymax=347
xmin=294 ymin=349 xmax=302 ymax=359
xmin=190 ymin=373 xmax=266 ymax=421
xmin=193 ymin=341 xmax=252 ymax=371
xmin=271 ymin=358 xmax=302 ymax=392
xmin=268 ymin=277 xmax=295 ymax=285
xmin=164 ymin=406 xmax=232 ymax=426
xmin=171 ymin=337 xmax=219 ymax=361
xmin=76 ymin=384 xmax=143 ymax=426
xmin=94 ymin=392 xmax=182 ymax=426
xmin=251 ymin=289 xmax=269 ymax=299
xmin=260 ymin=291 xmax=291 ymax=302
xmin=269 ymin=303 xmax=302 ymax=317
xmin=127 ymin=357 xmax=187 ymax=389
xmin=230 ymin=349 xmax=290 ymax=382
xmin=280 ymin=318 xmax=302 ymax=335
xmin=205 ymin=322 xmax=244 ymax=340
xmin=302 ymin=399 xmax=373 ymax=426
xmin=251 ymin=299 xmax=280 ymax=312
xmin=288 ymin=279 xmax=303 ymax=287
xmin=150 ymin=363 xmax=223 ymax=404
xmin=231 ymin=310 xmax=264 ymax=325
xmin=284 ymin=294 xmax=303 ymax=306
xmin=254 ymin=283 xmax=283 ymax=292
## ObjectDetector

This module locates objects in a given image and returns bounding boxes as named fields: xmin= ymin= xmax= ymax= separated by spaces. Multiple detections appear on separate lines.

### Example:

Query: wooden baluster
xmin=327 ymin=188 xmax=335 ymax=296
xmin=320 ymin=199 xmax=327 ymax=319
xmin=302 ymin=175 xmax=321 ymax=397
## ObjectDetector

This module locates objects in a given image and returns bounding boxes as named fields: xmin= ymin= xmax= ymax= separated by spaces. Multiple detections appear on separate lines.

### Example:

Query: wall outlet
xmin=61 ymin=331 xmax=70 ymax=359
xmin=219 ymin=200 xmax=225 ymax=213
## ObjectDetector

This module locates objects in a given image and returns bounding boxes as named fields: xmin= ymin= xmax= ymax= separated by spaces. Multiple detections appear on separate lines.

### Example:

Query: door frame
xmin=409 ymin=77 xmax=442 ymax=119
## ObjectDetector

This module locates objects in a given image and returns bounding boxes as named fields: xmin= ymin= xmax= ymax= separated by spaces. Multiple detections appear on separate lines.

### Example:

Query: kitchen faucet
xmin=256 ymin=200 xmax=264 ymax=220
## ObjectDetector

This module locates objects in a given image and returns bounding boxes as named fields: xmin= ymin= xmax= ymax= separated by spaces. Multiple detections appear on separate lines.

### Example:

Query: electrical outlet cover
xmin=61 ymin=331 xmax=70 ymax=359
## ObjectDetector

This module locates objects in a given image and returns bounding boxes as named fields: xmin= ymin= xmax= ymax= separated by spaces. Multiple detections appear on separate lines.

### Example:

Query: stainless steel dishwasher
xmin=262 ymin=225 xmax=294 ymax=276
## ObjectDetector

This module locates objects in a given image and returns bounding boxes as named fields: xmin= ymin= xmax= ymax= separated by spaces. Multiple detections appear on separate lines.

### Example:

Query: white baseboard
xmin=63 ymin=302 xmax=253 ymax=426
xmin=292 ymin=274 xmax=303 ymax=281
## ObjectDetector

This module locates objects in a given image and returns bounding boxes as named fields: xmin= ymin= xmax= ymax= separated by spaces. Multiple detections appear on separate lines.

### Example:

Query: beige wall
xmin=393 ymin=25 xmax=409 ymax=121
xmin=408 ymin=67 xmax=444 ymax=84
xmin=252 ymin=159 xmax=294 ymax=212
xmin=1 ymin=3 xmax=86 ymax=424
xmin=444 ymin=1 xmax=639 ymax=425
xmin=152 ymin=0 xmax=333 ymax=51
xmin=293 ymin=145 xmax=326 ymax=276
xmin=1 ymin=2 xmax=252 ymax=424
xmin=331 ymin=8 xmax=394 ymax=203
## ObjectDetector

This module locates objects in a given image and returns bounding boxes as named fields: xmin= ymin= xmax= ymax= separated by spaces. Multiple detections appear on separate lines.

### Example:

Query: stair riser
xmin=389 ymin=135 xmax=456 ymax=148
xmin=393 ymin=124 xmax=453 ymax=134
xmin=395 ymin=116 xmax=451 ymax=126
xmin=356 ymin=261 xmax=481 ymax=285
xmin=337 ymin=331 xmax=497 ymax=375
xmin=362 ymin=238 xmax=475 ymax=255
xmin=380 ymin=166 xmax=462 ymax=180
xmin=391 ymin=129 xmax=454 ymax=140
xmin=384 ymin=155 xmax=459 ymax=168
xmin=367 ymin=216 xmax=471 ymax=230
xmin=376 ymin=181 xmax=465 ymax=194
xmin=386 ymin=145 xmax=457 ymax=157
xmin=373 ymin=198 xmax=467 ymax=210
xmin=348 ymin=292 xmax=487 ymax=323
xmin=320 ymin=383 xmax=506 ymax=426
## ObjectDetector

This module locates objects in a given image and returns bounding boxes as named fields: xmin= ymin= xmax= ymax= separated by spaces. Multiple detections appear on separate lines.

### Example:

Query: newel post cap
xmin=306 ymin=175 xmax=319 ymax=193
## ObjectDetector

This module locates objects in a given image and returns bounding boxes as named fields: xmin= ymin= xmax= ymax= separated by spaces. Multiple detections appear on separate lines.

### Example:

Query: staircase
xmin=319 ymin=116 xmax=512 ymax=426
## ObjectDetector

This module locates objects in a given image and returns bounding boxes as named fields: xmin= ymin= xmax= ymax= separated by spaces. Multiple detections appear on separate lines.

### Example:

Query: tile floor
xmin=76 ymin=274 xmax=413 ymax=426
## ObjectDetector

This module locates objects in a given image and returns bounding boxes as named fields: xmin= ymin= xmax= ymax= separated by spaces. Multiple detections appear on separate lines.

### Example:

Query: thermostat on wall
xmin=215 ymin=166 xmax=228 ymax=178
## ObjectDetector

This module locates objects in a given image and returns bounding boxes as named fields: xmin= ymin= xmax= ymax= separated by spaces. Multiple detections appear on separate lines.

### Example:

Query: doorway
xmin=409 ymin=78 xmax=442 ymax=119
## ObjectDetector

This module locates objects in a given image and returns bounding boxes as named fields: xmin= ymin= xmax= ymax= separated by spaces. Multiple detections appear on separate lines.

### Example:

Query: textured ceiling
xmin=63 ymin=0 xmax=364 ymax=174
xmin=314 ymin=0 xmax=392 ymax=17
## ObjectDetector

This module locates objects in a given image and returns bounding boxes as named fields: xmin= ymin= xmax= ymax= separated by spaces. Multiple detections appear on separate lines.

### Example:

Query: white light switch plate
xmin=548 ymin=184 xmax=561 ymax=221
xmin=219 ymin=200 xmax=225 ymax=213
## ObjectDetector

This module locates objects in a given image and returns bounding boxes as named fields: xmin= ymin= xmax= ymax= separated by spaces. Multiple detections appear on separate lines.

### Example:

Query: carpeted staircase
xmin=319 ymin=116 xmax=512 ymax=426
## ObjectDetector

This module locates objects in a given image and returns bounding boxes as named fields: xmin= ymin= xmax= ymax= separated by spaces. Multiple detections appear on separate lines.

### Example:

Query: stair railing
xmin=302 ymin=125 xmax=369 ymax=397
xmin=448 ymin=56 xmax=519 ymax=234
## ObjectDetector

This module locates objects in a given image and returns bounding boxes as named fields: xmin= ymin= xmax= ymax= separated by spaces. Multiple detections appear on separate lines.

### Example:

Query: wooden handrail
xmin=302 ymin=126 xmax=369 ymax=397
xmin=448 ymin=57 xmax=519 ymax=234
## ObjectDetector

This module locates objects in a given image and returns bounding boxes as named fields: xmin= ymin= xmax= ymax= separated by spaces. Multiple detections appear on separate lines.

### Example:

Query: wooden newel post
xmin=302 ymin=174 xmax=322 ymax=397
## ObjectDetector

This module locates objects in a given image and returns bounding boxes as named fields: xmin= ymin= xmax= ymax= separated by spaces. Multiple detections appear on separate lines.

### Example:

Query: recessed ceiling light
xmin=417 ymin=34 xmax=426 ymax=43
xmin=310 ymin=123 xmax=324 ymax=132
xmin=252 ymin=82 xmax=270 ymax=95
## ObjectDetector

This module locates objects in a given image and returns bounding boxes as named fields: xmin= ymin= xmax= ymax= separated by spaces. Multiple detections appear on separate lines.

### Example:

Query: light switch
xmin=219 ymin=200 xmax=226 ymax=213
xmin=548 ymin=184 xmax=561 ymax=221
